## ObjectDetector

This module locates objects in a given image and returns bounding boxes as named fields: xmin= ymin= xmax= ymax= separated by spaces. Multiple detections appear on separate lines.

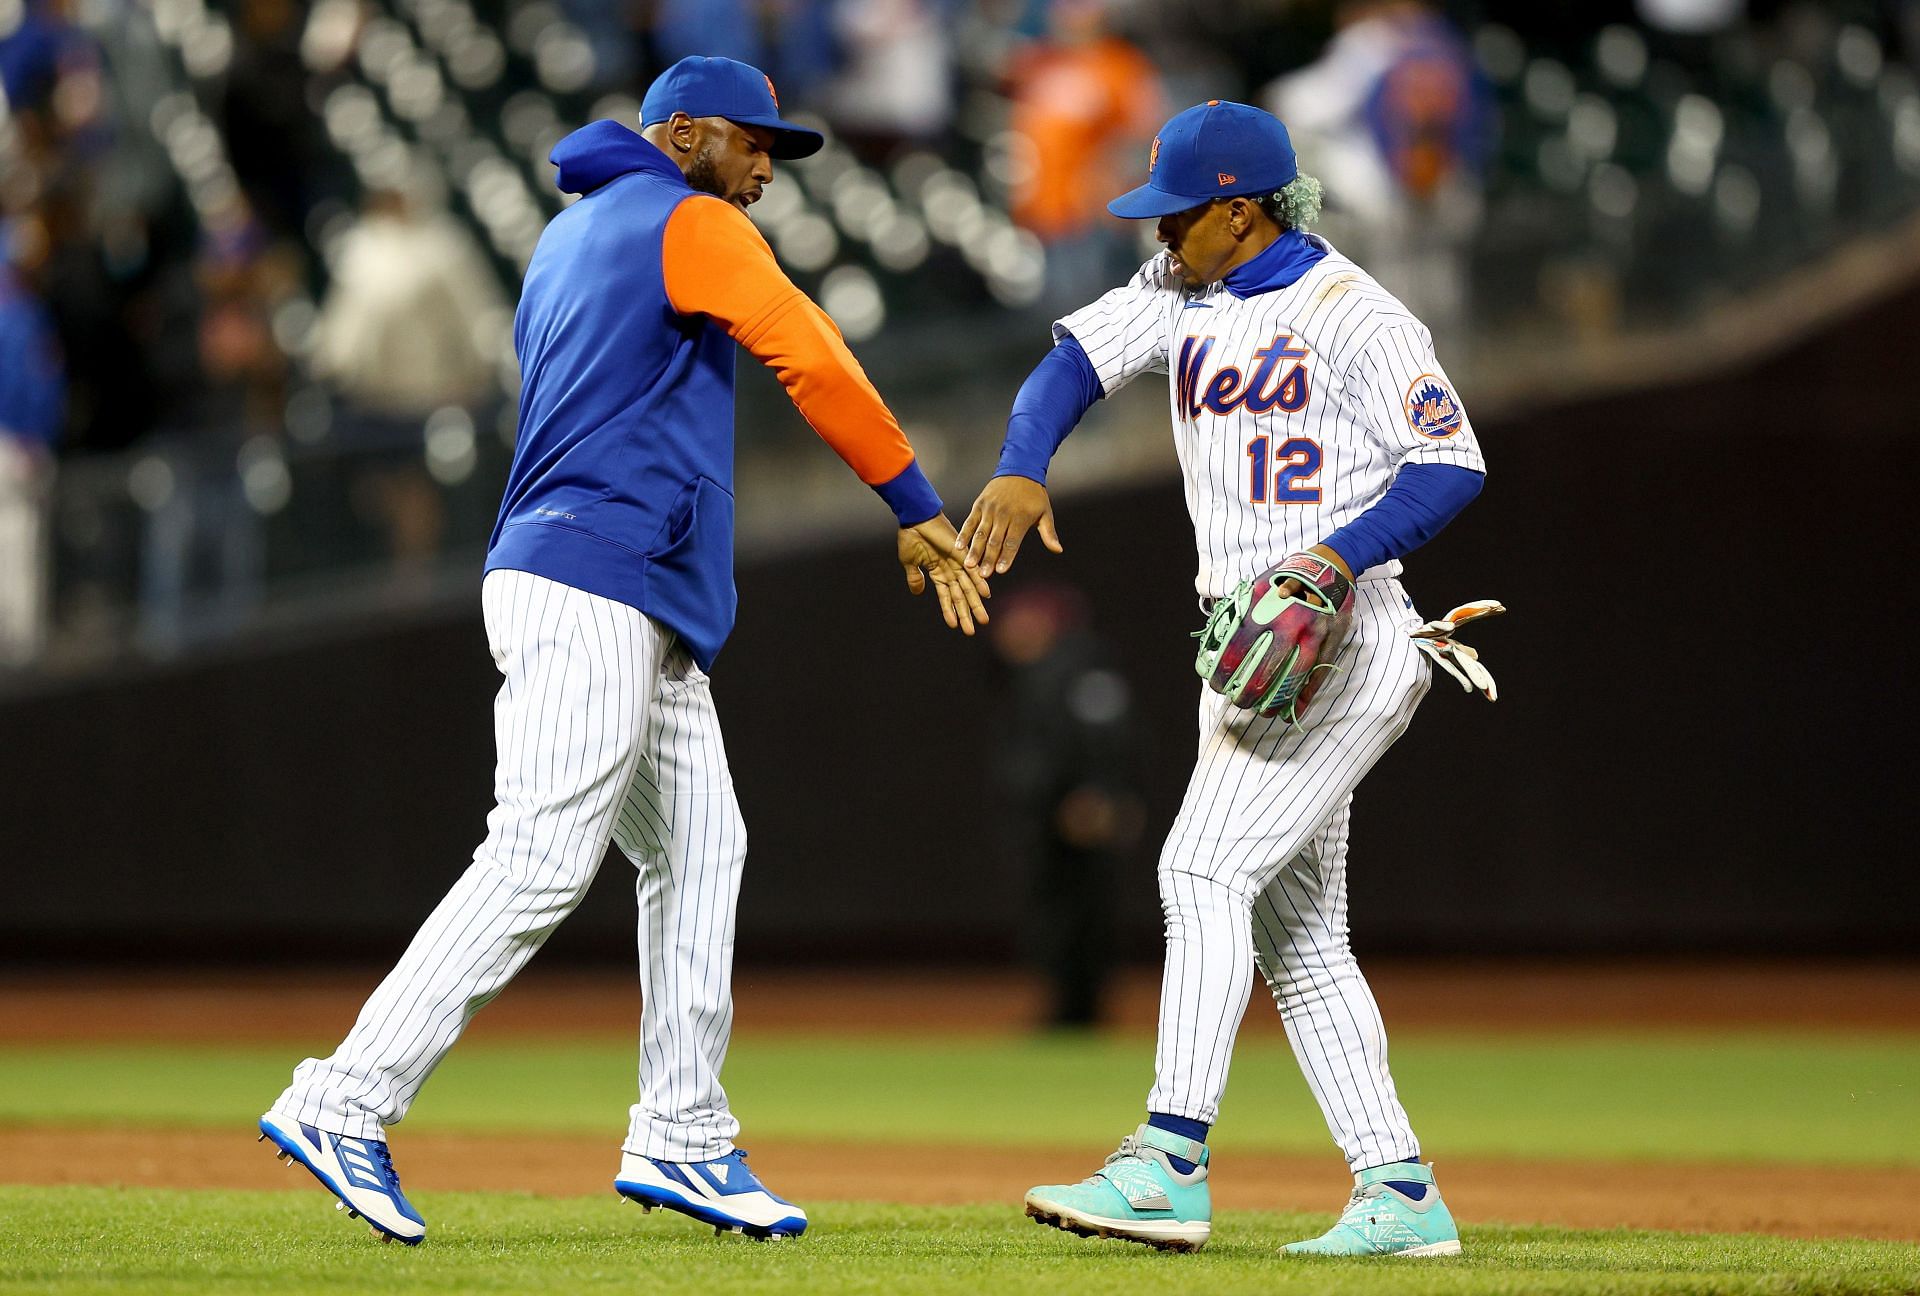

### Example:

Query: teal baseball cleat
xmin=1283 ymin=1160 xmax=1461 ymax=1257
xmin=1023 ymin=1124 xmax=1211 ymax=1252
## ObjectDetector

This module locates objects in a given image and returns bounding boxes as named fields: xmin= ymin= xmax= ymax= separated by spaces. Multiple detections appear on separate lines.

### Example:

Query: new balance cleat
xmin=1283 ymin=1160 xmax=1461 ymax=1257
xmin=257 ymin=1112 xmax=426 ymax=1244
xmin=1024 ymin=1124 xmax=1211 ymax=1252
xmin=615 ymin=1148 xmax=807 ymax=1239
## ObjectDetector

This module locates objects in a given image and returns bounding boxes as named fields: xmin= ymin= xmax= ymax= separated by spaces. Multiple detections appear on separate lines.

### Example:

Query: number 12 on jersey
xmin=1247 ymin=435 xmax=1322 ymax=503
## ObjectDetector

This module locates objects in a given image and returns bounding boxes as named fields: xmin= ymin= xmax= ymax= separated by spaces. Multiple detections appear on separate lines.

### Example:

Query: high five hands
xmin=898 ymin=514 xmax=992 ymax=634
xmin=958 ymin=475 xmax=1063 ymax=576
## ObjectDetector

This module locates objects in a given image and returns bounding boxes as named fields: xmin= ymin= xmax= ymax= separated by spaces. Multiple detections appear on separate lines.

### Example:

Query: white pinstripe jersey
xmin=1057 ymin=238 xmax=1485 ymax=598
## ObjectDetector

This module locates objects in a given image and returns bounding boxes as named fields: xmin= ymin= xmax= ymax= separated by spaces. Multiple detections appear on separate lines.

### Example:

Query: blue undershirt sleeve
xmin=993 ymin=334 xmax=1104 ymax=486
xmin=1321 ymin=462 xmax=1484 ymax=575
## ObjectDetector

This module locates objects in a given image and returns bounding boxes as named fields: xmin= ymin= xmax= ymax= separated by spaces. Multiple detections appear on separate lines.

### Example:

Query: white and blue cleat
xmin=615 ymin=1148 xmax=807 ymax=1239
xmin=257 ymin=1111 xmax=426 ymax=1245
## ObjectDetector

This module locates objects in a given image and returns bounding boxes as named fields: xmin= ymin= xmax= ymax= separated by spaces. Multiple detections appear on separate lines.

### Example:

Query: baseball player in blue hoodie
xmin=258 ymin=56 xmax=988 ymax=1245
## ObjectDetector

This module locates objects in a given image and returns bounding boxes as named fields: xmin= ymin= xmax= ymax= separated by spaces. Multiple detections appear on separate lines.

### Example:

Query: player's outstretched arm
xmin=663 ymin=198 xmax=986 ymax=628
xmin=899 ymin=514 xmax=991 ymax=635
xmin=959 ymin=475 xmax=1063 ymax=575
xmin=962 ymin=331 xmax=1109 ymax=573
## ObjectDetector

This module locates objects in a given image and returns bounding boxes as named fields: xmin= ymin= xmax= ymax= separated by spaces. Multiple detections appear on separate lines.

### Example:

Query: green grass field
xmin=3 ymin=1031 xmax=1918 ymax=1294
xmin=4 ymin=1191 xmax=1919 ymax=1295
xmin=3 ymin=1033 xmax=1915 ymax=1165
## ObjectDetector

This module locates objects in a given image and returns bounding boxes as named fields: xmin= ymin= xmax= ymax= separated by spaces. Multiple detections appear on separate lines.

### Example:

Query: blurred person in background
xmin=1263 ymin=0 xmax=1490 ymax=343
xmin=821 ymin=0 xmax=958 ymax=161
xmin=647 ymin=0 xmax=764 ymax=71
xmin=6 ymin=0 xmax=196 ymax=456
xmin=0 ymin=214 xmax=65 ymax=667
xmin=0 ymin=0 xmax=96 ymax=137
xmin=195 ymin=198 xmax=297 ymax=436
xmin=1004 ymin=0 xmax=1164 ymax=308
xmin=219 ymin=0 xmax=330 ymax=240
xmin=988 ymin=583 xmax=1142 ymax=1029
xmin=137 ymin=197 xmax=299 ymax=651
xmin=310 ymin=170 xmax=507 ymax=579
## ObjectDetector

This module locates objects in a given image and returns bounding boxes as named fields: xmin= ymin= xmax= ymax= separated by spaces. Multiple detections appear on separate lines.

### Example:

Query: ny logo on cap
xmin=1149 ymin=136 xmax=1161 ymax=171
xmin=764 ymin=74 xmax=779 ymax=107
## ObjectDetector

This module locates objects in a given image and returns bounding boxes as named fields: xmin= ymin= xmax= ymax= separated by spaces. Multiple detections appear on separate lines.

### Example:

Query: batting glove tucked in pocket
xmin=1409 ymin=599 xmax=1506 ymax=701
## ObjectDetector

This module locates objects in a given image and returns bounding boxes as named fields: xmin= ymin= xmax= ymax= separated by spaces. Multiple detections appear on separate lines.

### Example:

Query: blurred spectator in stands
xmin=135 ymin=196 xmax=299 ymax=653
xmin=310 ymin=170 xmax=506 ymax=577
xmin=648 ymin=0 xmax=764 ymax=71
xmin=196 ymin=197 xmax=297 ymax=434
xmin=560 ymin=0 xmax=642 ymax=95
xmin=2 ymin=0 xmax=110 ymax=193
xmin=988 ymin=583 xmax=1142 ymax=1029
xmin=1264 ymin=0 xmax=1491 ymax=343
xmin=1003 ymin=0 xmax=1164 ymax=309
xmin=645 ymin=0 xmax=843 ymax=106
xmin=767 ymin=0 xmax=842 ymax=105
xmin=0 ymin=214 xmax=65 ymax=667
xmin=36 ymin=170 xmax=188 ymax=454
xmin=1 ymin=0 xmax=93 ymax=128
xmin=220 ymin=0 xmax=330 ymax=240
xmin=822 ymin=0 xmax=958 ymax=162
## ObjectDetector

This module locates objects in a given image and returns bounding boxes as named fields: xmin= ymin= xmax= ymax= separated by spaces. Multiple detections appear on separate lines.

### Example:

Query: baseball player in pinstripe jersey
xmin=257 ymin=56 xmax=987 ymax=1245
xmin=962 ymin=100 xmax=1492 ymax=1257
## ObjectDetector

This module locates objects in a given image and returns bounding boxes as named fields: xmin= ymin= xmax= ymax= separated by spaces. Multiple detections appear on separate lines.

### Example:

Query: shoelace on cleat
xmin=1082 ymin=1135 xmax=1154 ymax=1187
xmin=372 ymin=1142 xmax=402 ymax=1189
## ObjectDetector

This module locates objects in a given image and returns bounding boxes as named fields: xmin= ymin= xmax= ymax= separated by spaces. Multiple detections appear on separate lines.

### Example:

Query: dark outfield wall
xmin=4 ymin=290 xmax=1914 ymax=965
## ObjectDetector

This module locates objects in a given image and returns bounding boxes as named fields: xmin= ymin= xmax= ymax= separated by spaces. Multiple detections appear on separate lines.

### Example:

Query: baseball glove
xmin=1409 ymin=599 xmax=1505 ymax=700
xmin=1193 ymin=551 xmax=1355 ymax=726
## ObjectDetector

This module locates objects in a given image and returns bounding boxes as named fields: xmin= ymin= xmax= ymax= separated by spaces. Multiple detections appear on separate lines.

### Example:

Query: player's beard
xmin=686 ymin=144 xmax=733 ymax=206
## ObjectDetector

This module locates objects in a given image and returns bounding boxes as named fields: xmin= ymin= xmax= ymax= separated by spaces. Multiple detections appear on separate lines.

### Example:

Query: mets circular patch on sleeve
xmin=1404 ymin=374 xmax=1464 ymax=438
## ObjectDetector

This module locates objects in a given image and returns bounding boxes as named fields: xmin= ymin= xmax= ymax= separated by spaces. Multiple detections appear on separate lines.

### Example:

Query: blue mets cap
xmin=641 ymin=56 xmax=824 ymax=160
xmin=1107 ymin=100 xmax=1298 ymax=219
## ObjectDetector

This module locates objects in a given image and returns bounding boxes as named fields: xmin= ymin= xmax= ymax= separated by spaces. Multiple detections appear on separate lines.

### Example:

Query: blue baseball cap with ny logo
xmin=641 ymin=56 xmax=825 ymax=160
xmin=1108 ymin=100 xmax=1299 ymax=219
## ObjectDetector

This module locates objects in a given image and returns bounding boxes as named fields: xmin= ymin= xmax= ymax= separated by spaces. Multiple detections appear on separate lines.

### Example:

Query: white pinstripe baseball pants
xmin=273 ymin=569 xmax=747 ymax=1160
xmin=1148 ymin=578 xmax=1430 ymax=1171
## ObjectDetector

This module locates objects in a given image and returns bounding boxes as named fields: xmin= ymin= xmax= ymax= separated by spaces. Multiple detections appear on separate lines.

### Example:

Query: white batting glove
xmin=1408 ymin=598 xmax=1504 ymax=701
xmin=1413 ymin=636 xmax=1497 ymax=700
xmin=1410 ymin=599 xmax=1505 ymax=640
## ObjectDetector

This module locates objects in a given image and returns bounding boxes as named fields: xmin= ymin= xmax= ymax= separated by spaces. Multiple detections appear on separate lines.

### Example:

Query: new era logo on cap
xmin=1218 ymin=172 xmax=1236 ymax=186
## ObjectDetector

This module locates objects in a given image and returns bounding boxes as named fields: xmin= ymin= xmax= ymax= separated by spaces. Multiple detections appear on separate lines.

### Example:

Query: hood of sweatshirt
xmin=550 ymin=120 xmax=687 ymax=197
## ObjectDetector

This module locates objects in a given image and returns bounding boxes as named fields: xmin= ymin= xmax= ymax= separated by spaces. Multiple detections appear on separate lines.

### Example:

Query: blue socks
xmin=1382 ymin=1155 xmax=1428 ymax=1201
xmin=1146 ymin=1112 xmax=1209 ymax=1174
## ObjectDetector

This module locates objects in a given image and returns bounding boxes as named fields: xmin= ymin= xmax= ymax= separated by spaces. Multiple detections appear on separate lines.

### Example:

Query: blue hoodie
xmin=488 ymin=121 xmax=940 ymax=670
xmin=488 ymin=123 xmax=741 ymax=668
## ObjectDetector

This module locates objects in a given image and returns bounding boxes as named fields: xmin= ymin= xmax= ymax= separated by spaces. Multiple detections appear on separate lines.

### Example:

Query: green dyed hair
xmin=1252 ymin=173 xmax=1324 ymax=231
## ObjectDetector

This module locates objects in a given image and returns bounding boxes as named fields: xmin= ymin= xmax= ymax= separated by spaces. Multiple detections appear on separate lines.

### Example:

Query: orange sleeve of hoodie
xmin=661 ymin=195 xmax=942 ymax=525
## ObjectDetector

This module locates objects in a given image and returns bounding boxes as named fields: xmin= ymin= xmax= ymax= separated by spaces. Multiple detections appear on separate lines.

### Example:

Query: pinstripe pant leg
xmin=1146 ymin=581 xmax=1428 ymax=1128
xmin=274 ymin=572 xmax=660 ymax=1138
xmin=613 ymin=644 xmax=746 ymax=1161
xmin=1252 ymin=797 xmax=1420 ymax=1170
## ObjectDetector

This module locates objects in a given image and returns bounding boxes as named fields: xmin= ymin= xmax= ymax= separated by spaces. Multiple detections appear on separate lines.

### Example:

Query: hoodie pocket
xmin=643 ymin=476 xmax=738 ymax=663
xmin=649 ymin=475 xmax=733 ymax=560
